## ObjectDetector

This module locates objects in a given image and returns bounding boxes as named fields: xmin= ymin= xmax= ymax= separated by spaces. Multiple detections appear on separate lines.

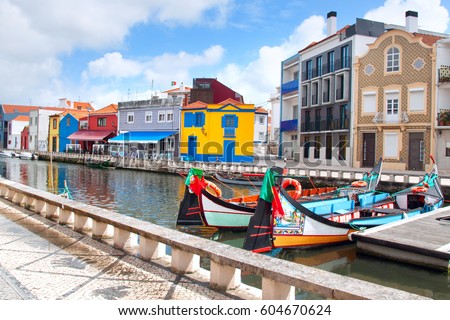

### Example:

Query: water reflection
xmin=0 ymin=157 xmax=448 ymax=299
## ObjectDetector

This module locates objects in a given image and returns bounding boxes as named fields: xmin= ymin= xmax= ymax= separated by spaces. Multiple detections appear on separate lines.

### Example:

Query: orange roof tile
xmin=300 ymin=25 xmax=350 ymax=53
xmin=91 ymin=104 xmax=118 ymax=114
xmin=182 ymin=101 xmax=208 ymax=110
xmin=218 ymin=98 xmax=244 ymax=105
xmin=13 ymin=115 xmax=30 ymax=122
xmin=64 ymin=100 xmax=94 ymax=111
xmin=413 ymin=33 xmax=444 ymax=46
xmin=255 ymin=107 xmax=268 ymax=114
xmin=2 ymin=104 xmax=40 ymax=113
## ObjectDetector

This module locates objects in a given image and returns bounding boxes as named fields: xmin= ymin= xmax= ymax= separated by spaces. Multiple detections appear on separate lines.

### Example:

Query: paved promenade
xmin=0 ymin=198 xmax=256 ymax=300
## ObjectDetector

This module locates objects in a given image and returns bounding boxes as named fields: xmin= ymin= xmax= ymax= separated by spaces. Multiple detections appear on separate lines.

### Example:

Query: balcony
xmin=372 ymin=112 xmax=410 ymax=124
xmin=439 ymin=66 xmax=450 ymax=83
xmin=301 ymin=119 xmax=349 ymax=132
xmin=281 ymin=79 xmax=299 ymax=94
xmin=438 ymin=110 xmax=450 ymax=126
xmin=280 ymin=119 xmax=298 ymax=132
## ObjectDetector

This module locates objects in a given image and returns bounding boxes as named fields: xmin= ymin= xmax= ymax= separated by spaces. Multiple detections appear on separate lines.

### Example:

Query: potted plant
xmin=438 ymin=109 xmax=450 ymax=126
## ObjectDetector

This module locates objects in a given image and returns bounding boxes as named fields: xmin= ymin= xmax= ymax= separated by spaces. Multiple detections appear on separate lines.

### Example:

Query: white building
xmin=7 ymin=115 xmax=29 ymax=150
xmin=29 ymin=108 xmax=65 ymax=151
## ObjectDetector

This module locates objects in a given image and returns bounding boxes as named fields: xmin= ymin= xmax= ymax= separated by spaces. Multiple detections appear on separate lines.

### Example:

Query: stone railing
xmin=0 ymin=177 xmax=427 ymax=300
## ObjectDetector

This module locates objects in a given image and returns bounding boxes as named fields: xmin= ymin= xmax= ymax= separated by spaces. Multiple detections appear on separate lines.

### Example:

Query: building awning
xmin=109 ymin=131 xmax=176 ymax=144
xmin=67 ymin=130 xmax=115 ymax=141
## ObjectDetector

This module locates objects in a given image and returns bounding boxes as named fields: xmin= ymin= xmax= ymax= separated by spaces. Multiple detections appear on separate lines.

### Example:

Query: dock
xmin=351 ymin=208 xmax=450 ymax=271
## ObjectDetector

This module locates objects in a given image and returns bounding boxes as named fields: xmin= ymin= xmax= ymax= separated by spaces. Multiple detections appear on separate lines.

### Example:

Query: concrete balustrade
xmin=0 ymin=177 xmax=429 ymax=300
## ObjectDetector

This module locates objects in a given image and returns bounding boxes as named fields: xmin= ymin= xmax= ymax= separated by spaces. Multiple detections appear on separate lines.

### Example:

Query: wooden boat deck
xmin=351 ymin=207 xmax=450 ymax=271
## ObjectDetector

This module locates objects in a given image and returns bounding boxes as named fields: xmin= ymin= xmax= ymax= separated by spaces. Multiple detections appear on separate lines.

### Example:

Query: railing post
xmin=171 ymin=248 xmax=199 ymax=274
xmin=35 ymin=200 xmax=47 ymax=216
xmin=92 ymin=221 xmax=113 ymax=239
xmin=73 ymin=214 xmax=91 ymax=232
xmin=210 ymin=260 xmax=241 ymax=290
xmin=261 ymin=277 xmax=295 ymax=300
xmin=139 ymin=237 xmax=166 ymax=260
xmin=59 ymin=209 xmax=74 ymax=225
xmin=113 ymin=228 xmax=130 ymax=249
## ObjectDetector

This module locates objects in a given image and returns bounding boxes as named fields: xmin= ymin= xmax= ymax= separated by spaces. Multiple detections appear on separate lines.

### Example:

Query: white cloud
xmin=86 ymin=53 xmax=143 ymax=79
xmin=218 ymin=15 xmax=326 ymax=105
xmin=364 ymin=0 xmax=449 ymax=33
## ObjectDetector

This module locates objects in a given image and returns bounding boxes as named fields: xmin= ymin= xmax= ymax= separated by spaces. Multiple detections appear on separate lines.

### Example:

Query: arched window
xmin=386 ymin=47 xmax=400 ymax=72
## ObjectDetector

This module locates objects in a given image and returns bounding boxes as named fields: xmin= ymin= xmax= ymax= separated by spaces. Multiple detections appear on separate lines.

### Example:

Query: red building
xmin=21 ymin=126 xmax=29 ymax=150
xmin=67 ymin=104 xmax=118 ymax=152
xmin=189 ymin=78 xmax=244 ymax=104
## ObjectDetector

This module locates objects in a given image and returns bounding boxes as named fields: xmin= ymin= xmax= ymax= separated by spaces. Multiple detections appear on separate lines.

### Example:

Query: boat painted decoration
xmin=243 ymin=160 xmax=443 ymax=252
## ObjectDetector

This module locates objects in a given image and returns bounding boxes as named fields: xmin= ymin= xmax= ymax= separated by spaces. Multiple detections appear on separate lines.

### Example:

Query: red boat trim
xmin=250 ymin=232 xmax=271 ymax=237
xmin=253 ymin=247 xmax=273 ymax=253
xmin=242 ymin=173 xmax=265 ymax=177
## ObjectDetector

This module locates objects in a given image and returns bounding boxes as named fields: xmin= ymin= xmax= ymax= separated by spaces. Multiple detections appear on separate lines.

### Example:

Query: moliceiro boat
xmin=85 ymin=158 xmax=111 ymax=169
xmin=176 ymin=160 xmax=383 ymax=231
xmin=243 ymin=160 xmax=443 ymax=252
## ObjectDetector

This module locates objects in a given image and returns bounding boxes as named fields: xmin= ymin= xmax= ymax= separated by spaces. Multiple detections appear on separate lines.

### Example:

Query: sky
xmin=1 ymin=0 xmax=449 ymax=109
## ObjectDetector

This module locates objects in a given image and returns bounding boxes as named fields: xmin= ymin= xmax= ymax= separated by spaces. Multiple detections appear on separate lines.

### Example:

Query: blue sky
xmin=1 ymin=0 xmax=449 ymax=109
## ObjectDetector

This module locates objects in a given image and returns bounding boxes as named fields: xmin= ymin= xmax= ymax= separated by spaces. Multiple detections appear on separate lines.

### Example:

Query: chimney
xmin=327 ymin=11 xmax=337 ymax=36
xmin=405 ymin=10 xmax=418 ymax=33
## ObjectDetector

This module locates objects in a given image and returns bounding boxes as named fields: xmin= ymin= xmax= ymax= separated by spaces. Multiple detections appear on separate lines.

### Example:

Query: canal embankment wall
xmin=0 ymin=176 xmax=430 ymax=300
xmin=36 ymin=151 xmax=450 ymax=197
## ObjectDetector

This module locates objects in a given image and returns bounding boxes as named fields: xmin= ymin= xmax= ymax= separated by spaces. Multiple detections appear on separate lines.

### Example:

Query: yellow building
xmin=180 ymin=98 xmax=255 ymax=162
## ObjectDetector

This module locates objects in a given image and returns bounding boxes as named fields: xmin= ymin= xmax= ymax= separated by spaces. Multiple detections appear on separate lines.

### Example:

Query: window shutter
xmin=184 ymin=112 xmax=194 ymax=127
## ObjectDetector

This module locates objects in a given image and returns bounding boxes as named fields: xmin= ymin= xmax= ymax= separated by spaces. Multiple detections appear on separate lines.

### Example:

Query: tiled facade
xmin=353 ymin=29 xmax=438 ymax=171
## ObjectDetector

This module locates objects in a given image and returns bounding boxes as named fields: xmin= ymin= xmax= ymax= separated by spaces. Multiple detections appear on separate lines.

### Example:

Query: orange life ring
xmin=412 ymin=186 xmax=428 ymax=193
xmin=205 ymin=181 xmax=222 ymax=197
xmin=351 ymin=180 xmax=368 ymax=188
xmin=282 ymin=178 xmax=302 ymax=200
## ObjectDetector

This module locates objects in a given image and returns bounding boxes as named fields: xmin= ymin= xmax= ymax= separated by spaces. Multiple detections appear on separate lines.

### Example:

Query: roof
xmin=2 ymin=104 xmax=40 ymax=114
xmin=217 ymin=98 xmax=244 ymax=105
xmin=12 ymin=115 xmax=30 ymax=122
xmin=255 ymin=107 xmax=268 ymax=114
xmin=300 ymin=25 xmax=350 ymax=53
xmin=91 ymin=104 xmax=118 ymax=114
xmin=183 ymin=101 xmax=208 ymax=110
xmin=413 ymin=32 xmax=444 ymax=46
xmin=164 ymin=86 xmax=191 ymax=93
xmin=61 ymin=99 xmax=94 ymax=111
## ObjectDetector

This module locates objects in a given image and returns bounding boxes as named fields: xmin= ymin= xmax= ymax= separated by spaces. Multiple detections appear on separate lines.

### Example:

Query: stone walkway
xmin=0 ymin=199 xmax=255 ymax=300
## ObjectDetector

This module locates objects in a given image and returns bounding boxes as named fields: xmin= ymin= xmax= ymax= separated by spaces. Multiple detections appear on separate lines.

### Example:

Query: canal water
xmin=0 ymin=157 xmax=448 ymax=300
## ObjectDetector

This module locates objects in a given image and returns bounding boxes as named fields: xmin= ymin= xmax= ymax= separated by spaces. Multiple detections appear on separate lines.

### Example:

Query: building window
xmin=446 ymin=142 xmax=450 ymax=157
xmin=127 ymin=112 xmax=134 ymax=123
xmin=145 ymin=112 xmax=152 ymax=123
xmin=314 ymin=136 xmax=321 ymax=159
xmin=409 ymin=88 xmax=425 ymax=112
xmin=158 ymin=111 xmax=165 ymax=122
xmin=306 ymin=60 xmax=312 ymax=80
xmin=323 ymin=78 xmax=330 ymax=103
xmin=384 ymin=132 xmax=399 ymax=159
xmin=97 ymin=117 xmax=107 ymax=127
xmin=66 ymin=117 xmax=70 ymax=126
xmin=224 ymin=115 xmax=236 ymax=127
xmin=53 ymin=119 xmax=57 ymax=129
xmin=259 ymin=132 xmax=265 ymax=141
xmin=293 ymin=105 xmax=298 ymax=120
xmin=316 ymin=56 xmax=322 ymax=77
xmin=386 ymin=92 xmax=399 ymax=123
xmin=386 ymin=47 xmax=400 ymax=72
xmin=259 ymin=116 xmax=265 ymax=124
xmin=327 ymin=51 xmax=335 ymax=73
xmin=341 ymin=45 xmax=349 ymax=68
xmin=338 ymin=135 xmax=347 ymax=160
xmin=195 ymin=113 xmax=204 ymax=127
xmin=166 ymin=111 xmax=174 ymax=122
xmin=363 ymin=91 xmax=377 ymax=113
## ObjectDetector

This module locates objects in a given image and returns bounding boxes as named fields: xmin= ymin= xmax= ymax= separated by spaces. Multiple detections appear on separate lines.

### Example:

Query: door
xmin=52 ymin=137 xmax=57 ymax=152
xmin=362 ymin=133 xmax=375 ymax=167
xmin=188 ymin=136 xmax=197 ymax=161
xmin=224 ymin=140 xmax=235 ymax=163
xmin=408 ymin=133 xmax=424 ymax=171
